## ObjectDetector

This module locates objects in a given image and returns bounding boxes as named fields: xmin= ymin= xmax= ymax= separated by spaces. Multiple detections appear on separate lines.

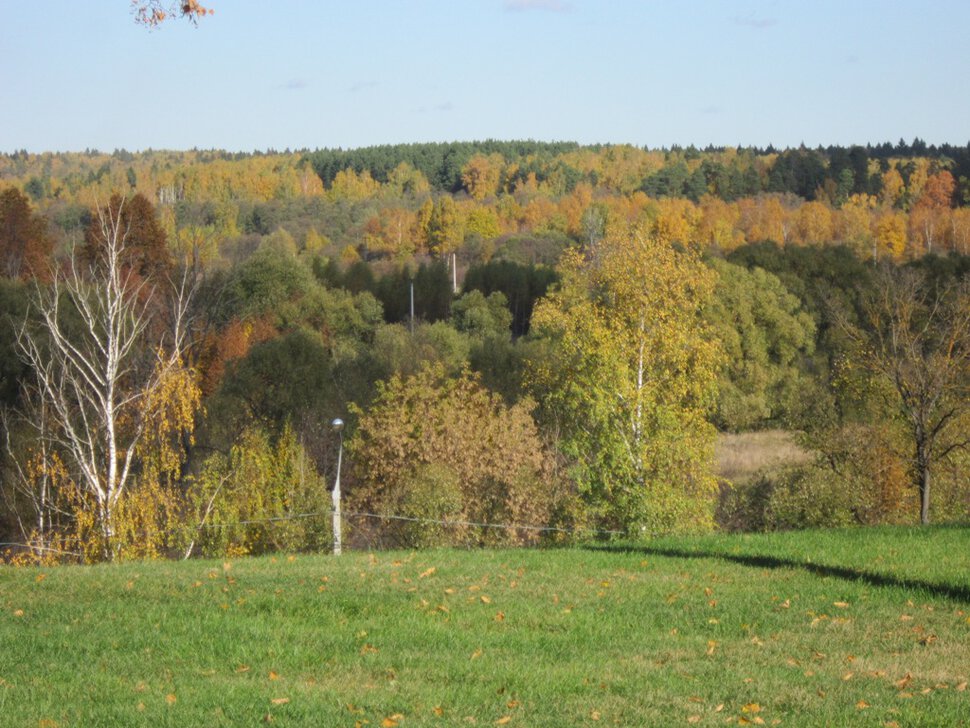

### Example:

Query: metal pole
xmin=331 ymin=419 xmax=344 ymax=556
xmin=409 ymin=281 xmax=415 ymax=334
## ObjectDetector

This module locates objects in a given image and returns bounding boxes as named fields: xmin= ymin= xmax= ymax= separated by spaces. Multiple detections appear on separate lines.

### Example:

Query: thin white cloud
xmin=730 ymin=12 xmax=777 ymax=29
xmin=279 ymin=79 xmax=307 ymax=91
xmin=413 ymin=101 xmax=456 ymax=114
xmin=347 ymin=81 xmax=379 ymax=93
xmin=504 ymin=0 xmax=572 ymax=13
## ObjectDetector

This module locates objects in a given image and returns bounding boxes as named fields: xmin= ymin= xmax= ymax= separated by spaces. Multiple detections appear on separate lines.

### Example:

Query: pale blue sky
xmin=2 ymin=1 xmax=968 ymax=153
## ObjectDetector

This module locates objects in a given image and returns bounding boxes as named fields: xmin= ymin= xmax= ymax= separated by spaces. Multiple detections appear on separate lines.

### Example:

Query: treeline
xmin=1 ymin=141 xmax=969 ymax=563
xmin=3 ymin=141 xmax=970 ymax=275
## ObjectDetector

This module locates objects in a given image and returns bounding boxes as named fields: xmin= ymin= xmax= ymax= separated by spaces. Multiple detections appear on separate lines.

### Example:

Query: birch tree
xmin=17 ymin=199 xmax=193 ymax=558
xmin=529 ymin=230 xmax=722 ymax=534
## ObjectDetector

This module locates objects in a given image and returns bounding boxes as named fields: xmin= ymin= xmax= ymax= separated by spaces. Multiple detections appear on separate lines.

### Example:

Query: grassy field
xmin=2 ymin=527 xmax=969 ymax=727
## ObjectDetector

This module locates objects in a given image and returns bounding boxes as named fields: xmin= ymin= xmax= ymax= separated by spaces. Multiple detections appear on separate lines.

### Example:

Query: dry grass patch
xmin=715 ymin=430 xmax=812 ymax=484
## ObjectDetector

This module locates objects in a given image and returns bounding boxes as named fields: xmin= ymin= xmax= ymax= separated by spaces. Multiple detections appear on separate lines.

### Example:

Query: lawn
xmin=2 ymin=526 xmax=969 ymax=727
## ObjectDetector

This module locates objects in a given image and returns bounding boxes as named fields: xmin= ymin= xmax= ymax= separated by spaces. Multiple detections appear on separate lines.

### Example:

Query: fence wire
xmin=1 ymin=508 xmax=626 ymax=563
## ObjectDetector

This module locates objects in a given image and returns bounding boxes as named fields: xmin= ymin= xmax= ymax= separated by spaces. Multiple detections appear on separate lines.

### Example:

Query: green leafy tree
xmin=705 ymin=259 xmax=816 ymax=430
xmin=529 ymin=231 xmax=722 ymax=534
xmin=450 ymin=290 xmax=513 ymax=338
xmin=186 ymin=425 xmax=331 ymax=557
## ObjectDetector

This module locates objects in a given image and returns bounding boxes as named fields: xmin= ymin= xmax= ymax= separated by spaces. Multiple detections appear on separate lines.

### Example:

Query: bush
xmin=186 ymin=425 xmax=332 ymax=557
xmin=383 ymin=463 xmax=464 ymax=549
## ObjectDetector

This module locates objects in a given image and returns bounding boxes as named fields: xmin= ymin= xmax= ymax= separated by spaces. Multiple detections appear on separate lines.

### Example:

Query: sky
xmin=2 ymin=0 xmax=969 ymax=153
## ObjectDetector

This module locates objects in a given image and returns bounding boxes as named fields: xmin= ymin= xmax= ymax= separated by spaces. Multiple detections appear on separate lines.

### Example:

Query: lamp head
xmin=331 ymin=418 xmax=345 ymax=433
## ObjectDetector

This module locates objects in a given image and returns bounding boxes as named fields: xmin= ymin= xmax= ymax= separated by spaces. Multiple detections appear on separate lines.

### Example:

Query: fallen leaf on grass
xmin=706 ymin=640 xmax=717 ymax=656
xmin=382 ymin=713 xmax=404 ymax=727
xmin=480 ymin=595 xmax=492 ymax=604
xmin=833 ymin=601 xmax=850 ymax=608
xmin=894 ymin=674 xmax=911 ymax=689
xmin=271 ymin=698 xmax=290 ymax=705
xmin=741 ymin=703 xmax=761 ymax=713
xmin=470 ymin=648 xmax=483 ymax=660
xmin=268 ymin=671 xmax=280 ymax=681
xmin=419 ymin=567 xmax=436 ymax=579
xmin=918 ymin=634 xmax=937 ymax=646
xmin=433 ymin=705 xmax=444 ymax=716
xmin=688 ymin=716 xmax=701 ymax=724
xmin=12 ymin=610 xmax=24 ymax=618
xmin=856 ymin=700 xmax=870 ymax=709
xmin=955 ymin=681 xmax=967 ymax=692
xmin=166 ymin=694 xmax=177 ymax=705
xmin=590 ymin=710 xmax=601 ymax=720
xmin=506 ymin=700 xmax=520 ymax=709
xmin=495 ymin=717 xmax=511 ymax=725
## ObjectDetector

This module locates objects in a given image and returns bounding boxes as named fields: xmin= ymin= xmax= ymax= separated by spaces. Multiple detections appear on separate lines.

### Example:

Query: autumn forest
xmin=2 ymin=140 xmax=969 ymax=562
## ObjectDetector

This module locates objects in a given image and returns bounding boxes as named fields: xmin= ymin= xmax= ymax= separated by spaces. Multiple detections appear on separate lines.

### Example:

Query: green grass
xmin=2 ymin=526 xmax=970 ymax=727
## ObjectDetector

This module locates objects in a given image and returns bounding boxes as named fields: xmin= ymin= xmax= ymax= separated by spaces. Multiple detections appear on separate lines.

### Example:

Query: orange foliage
xmin=199 ymin=317 xmax=276 ymax=396
xmin=0 ymin=187 xmax=52 ymax=281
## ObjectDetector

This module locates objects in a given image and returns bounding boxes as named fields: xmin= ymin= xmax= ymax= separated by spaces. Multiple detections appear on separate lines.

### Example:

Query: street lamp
xmin=331 ymin=418 xmax=344 ymax=556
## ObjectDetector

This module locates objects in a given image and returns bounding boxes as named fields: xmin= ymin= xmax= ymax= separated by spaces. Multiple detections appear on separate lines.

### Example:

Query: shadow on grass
xmin=584 ymin=544 xmax=970 ymax=603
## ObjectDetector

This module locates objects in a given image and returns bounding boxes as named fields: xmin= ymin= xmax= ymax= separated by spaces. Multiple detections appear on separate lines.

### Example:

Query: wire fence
xmin=0 ymin=508 xmax=626 ymax=564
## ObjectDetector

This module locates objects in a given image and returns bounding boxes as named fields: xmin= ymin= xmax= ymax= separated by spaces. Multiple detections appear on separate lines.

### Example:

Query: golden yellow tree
xmin=873 ymin=211 xmax=908 ymax=261
xmin=461 ymin=154 xmax=504 ymax=201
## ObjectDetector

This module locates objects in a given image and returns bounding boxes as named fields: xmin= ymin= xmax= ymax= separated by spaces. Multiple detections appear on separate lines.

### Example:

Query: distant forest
xmin=2 ymin=139 xmax=969 ymax=562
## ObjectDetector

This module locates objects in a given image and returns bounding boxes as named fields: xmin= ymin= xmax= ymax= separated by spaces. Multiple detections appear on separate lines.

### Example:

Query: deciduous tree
xmin=529 ymin=230 xmax=722 ymax=534
xmin=16 ymin=201 xmax=194 ymax=558
xmin=350 ymin=365 xmax=560 ymax=545
xmin=0 ymin=187 xmax=52 ymax=281
xmin=838 ymin=266 xmax=970 ymax=524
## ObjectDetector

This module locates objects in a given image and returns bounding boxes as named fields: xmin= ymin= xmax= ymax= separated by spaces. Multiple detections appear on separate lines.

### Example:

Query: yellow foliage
xmin=529 ymin=229 xmax=722 ymax=534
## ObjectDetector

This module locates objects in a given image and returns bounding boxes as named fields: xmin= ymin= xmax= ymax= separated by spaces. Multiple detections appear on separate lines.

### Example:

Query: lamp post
xmin=331 ymin=418 xmax=344 ymax=556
